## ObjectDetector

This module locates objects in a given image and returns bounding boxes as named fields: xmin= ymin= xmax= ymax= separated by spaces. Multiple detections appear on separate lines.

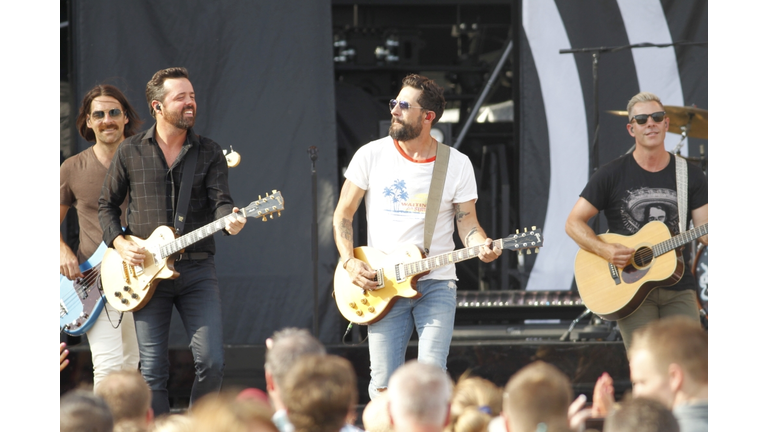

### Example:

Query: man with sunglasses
xmin=61 ymin=84 xmax=143 ymax=389
xmin=565 ymin=91 xmax=708 ymax=349
xmin=333 ymin=74 xmax=501 ymax=400
xmin=99 ymin=67 xmax=247 ymax=415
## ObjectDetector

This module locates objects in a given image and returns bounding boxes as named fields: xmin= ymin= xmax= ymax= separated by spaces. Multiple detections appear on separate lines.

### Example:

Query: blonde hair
xmin=189 ymin=389 xmax=277 ymax=432
xmin=626 ymin=92 xmax=664 ymax=121
xmin=448 ymin=372 xmax=502 ymax=432
xmin=628 ymin=316 xmax=707 ymax=384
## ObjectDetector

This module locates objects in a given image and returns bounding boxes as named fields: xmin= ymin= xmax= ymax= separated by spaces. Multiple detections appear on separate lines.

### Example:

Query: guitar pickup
xmin=608 ymin=263 xmax=621 ymax=285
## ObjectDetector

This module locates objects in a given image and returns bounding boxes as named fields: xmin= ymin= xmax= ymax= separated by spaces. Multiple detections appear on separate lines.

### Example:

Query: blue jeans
xmin=367 ymin=278 xmax=457 ymax=400
xmin=132 ymin=257 xmax=225 ymax=416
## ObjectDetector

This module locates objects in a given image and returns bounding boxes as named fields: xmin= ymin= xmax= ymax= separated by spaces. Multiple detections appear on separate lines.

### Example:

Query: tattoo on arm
xmin=339 ymin=218 xmax=354 ymax=242
xmin=454 ymin=204 xmax=469 ymax=222
xmin=464 ymin=227 xmax=478 ymax=247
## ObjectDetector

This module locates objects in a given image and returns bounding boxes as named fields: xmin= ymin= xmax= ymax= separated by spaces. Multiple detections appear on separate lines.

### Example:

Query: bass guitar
xmin=574 ymin=221 xmax=708 ymax=320
xmin=60 ymin=243 xmax=108 ymax=336
xmin=334 ymin=227 xmax=543 ymax=325
xmin=101 ymin=191 xmax=284 ymax=312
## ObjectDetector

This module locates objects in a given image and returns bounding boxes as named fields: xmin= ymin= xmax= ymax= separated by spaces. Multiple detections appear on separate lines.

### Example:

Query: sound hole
xmin=633 ymin=246 xmax=654 ymax=267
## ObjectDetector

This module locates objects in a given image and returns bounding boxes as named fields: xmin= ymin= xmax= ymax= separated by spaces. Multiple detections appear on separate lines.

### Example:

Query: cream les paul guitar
xmin=334 ymin=228 xmax=543 ymax=325
xmin=101 ymin=191 xmax=284 ymax=312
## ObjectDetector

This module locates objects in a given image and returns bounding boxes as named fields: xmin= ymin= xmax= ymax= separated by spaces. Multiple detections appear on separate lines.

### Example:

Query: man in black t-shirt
xmin=565 ymin=91 xmax=708 ymax=350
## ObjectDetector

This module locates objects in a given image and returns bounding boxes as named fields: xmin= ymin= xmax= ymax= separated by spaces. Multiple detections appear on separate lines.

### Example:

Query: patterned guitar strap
xmin=675 ymin=154 xmax=688 ymax=233
xmin=423 ymin=142 xmax=451 ymax=256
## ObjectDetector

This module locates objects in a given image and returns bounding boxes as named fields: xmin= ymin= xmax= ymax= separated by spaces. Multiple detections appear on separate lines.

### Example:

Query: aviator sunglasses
xmin=389 ymin=99 xmax=427 ymax=111
xmin=631 ymin=111 xmax=665 ymax=125
xmin=91 ymin=108 xmax=124 ymax=120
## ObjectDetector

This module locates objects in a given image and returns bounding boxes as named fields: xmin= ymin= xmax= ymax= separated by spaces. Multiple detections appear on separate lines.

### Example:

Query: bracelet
xmin=342 ymin=257 xmax=354 ymax=270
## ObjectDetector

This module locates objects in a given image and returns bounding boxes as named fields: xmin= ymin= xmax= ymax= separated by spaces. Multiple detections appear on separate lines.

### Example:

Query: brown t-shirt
xmin=60 ymin=146 xmax=127 ymax=263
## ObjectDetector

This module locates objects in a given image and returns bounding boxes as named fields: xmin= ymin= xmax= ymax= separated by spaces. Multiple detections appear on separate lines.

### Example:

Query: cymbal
xmin=605 ymin=105 xmax=707 ymax=139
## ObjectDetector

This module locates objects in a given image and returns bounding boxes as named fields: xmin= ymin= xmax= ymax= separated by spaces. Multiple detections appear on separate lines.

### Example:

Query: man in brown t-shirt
xmin=60 ymin=84 xmax=143 ymax=390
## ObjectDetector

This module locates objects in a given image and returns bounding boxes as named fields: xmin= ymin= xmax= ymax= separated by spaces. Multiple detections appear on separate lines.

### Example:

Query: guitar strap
xmin=423 ymin=142 xmax=451 ymax=255
xmin=174 ymin=141 xmax=199 ymax=236
xmin=675 ymin=154 xmax=688 ymax=233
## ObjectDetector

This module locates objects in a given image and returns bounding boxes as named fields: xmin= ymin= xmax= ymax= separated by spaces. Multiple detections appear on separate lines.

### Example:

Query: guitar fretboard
xmin=653 ymin=222 xmax=708 ymax=257
xmin=402 ymin=240 xmax=504 ymax=277
xmin=160 ymin=217 xmax=233 ymax=258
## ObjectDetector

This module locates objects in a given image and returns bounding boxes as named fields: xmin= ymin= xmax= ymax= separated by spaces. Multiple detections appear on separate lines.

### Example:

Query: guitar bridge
xmin=608 ymin=263 xmax=621 ymax=285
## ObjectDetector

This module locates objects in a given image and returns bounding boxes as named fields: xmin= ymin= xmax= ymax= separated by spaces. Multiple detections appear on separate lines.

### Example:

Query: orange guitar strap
xmin=423 ymin=142 xmax=451 ymax=255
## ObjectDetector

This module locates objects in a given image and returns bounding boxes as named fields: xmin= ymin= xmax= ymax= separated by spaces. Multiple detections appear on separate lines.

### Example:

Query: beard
xmin=389 ymin=117 xmax=422 ymax=141
xmin=165 ymin=104 xmax=196 ymax=130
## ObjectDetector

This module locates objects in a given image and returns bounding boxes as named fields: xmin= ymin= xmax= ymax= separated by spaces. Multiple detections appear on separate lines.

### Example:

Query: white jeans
xmin=86 ymin=302 xmax=140 ymax=390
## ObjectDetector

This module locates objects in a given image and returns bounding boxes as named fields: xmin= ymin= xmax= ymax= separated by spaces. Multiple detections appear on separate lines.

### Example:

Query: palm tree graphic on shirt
xmin=382 ymin=179 xmax=409 ymax=212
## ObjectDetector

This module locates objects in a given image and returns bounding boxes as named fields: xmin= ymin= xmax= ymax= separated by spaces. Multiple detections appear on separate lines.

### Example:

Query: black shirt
xmin=99 ymin=125 xmax=234 ymax=255
xmin=580 ymin=152 xmax=708 ymax=290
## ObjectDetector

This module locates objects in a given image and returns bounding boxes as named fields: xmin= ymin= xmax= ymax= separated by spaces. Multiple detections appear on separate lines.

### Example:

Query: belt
xmin=176 ymin=252 xmax=209 ymax=261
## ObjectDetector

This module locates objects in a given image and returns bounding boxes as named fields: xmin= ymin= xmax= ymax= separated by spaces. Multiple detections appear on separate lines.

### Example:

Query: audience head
xmin=387 ymin=360 xmax=452 ymax=431
xmin=150 ymin=414 xmax=194 ymax=432
xmin=502 ymin=361 xmax=572 ymax=432
xmin=60 ymin=389 xmax=114 ymax=432
xmin=95 ymin=370 xmax=153 ymax=429
xmin=76 ymin=83 xmax=142 ymax=142
xmin=281 ymin=353 xmax=358 ymax=432
xmin=628 ymin=316 xmax=708 ymax=409
xmin=263 ymin=327 xmax=326 ymax=409
xmin=189 ymin=389 xmax=277 ymax=432
xmin=604 ymin=397 xmax=679 ymax=432
xmin=448 ymin=372 xmax=502 ymax=432
xmin=362 ymin=390 xmax=392 ymax=432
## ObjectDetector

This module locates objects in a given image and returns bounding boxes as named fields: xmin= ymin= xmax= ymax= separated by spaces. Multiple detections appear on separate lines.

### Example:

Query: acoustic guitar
xmin=334 ymin=228 xmax=543 ymax=325
xmin=574 ymin=221 xmax=708 ymax=320
xmin=101 ymin=191 xmax=284 ymax=312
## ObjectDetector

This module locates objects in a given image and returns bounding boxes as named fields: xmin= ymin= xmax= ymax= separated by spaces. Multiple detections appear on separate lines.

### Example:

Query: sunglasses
xmin=91 ymin=108 xmax=124 ymax=120
xmin=631 ymin=111 xmax=665 ymax=125
xmin=389 ymin=99 xmax=426 ymax=111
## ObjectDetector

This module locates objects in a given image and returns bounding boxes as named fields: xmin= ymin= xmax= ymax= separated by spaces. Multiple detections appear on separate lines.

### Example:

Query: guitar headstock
xmin=242 ymin=191 xmax=284 ymax=221
xmin=501 ymin=226 xmax=543 ymax=255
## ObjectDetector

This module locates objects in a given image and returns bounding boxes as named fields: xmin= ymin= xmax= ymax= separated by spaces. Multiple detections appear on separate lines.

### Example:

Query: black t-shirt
xmin=580 ymin=152 xmax=708 ymax=290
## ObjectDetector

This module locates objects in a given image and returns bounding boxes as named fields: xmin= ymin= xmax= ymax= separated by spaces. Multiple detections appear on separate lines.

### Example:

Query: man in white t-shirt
xmin=333 ymin=74 xmax=501 ymax=400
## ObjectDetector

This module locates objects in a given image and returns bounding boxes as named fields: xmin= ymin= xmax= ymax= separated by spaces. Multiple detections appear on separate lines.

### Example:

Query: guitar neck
xmin=402 ymin=239 xmax=503 ymax=277
xmin=159 ymin=214 xmax=236 ymax=258
xmin=653 ymin=222 xmax=708 ymax=257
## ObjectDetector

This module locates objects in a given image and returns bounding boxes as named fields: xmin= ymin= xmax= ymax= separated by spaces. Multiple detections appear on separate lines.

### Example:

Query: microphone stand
xmin=559 ymin=40 xmax=706 ymax=235
xmin=308 ymin=146 xmax=319 ymax=337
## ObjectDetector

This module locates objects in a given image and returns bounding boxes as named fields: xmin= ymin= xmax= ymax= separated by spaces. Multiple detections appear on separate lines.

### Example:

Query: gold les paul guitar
xmin=334 ymin=227 xmax=543 ymax=325
xmin=574 ymin=221 xmax=708 ymax=321
xmin=101 ymin=191 xmax=284 ymax=312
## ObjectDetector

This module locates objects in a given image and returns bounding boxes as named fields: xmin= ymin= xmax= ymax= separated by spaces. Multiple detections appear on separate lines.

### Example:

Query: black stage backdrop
xmin=71 ymin=1 xmax=342 ymax=345
xmin=519 ymin=0 xmax=707 ymax=291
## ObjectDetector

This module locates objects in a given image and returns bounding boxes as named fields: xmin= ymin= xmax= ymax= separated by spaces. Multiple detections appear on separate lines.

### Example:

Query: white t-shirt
xmin=344 ymin=136 xmax=478 ymax=280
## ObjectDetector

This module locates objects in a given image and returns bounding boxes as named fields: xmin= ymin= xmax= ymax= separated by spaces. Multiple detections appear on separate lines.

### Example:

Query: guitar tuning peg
xmin=524 ymin=227 xmax=528 ymax=232
xmin=535 ymin=248 xmax=539 ymax=254
xmin=262 ymin=216 xmax=267 ymax=221
xmin=532 ymin=225 xmax=537 ymax=230
xmin=272 ymin=189 xmax=277 ymax=194
xmin=269 ymin=214 xmax=273 ymax=219
xmin=517 ymin=250 xmax=522 ymax=256
xmin=278 ymin=212 xmax=281 ymax=217
xmin=526 ymin=249 xmax=531 ymax=255
xmin=516 ymin=229 xmax=519 ymax=234
xmin=258 ymin=195 xmax=262 ymax=200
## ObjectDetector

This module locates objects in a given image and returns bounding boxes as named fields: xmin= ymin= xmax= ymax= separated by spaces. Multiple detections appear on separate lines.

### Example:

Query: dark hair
xmin=146 ymin=67 xmax=190 ymax=118
xmin=401 ymin=74 xmax=446 ymax=124
xmin=75 ymin=84 xmax=142 ymax=142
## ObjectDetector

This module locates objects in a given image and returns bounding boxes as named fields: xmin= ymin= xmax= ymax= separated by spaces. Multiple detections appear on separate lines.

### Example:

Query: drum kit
xmin=608 ymin=105 xmax=709 ymax=324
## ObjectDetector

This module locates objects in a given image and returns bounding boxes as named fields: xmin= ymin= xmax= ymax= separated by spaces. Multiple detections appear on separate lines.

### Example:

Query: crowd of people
xmin=61 ymin=315 xmax=707 ymax=432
